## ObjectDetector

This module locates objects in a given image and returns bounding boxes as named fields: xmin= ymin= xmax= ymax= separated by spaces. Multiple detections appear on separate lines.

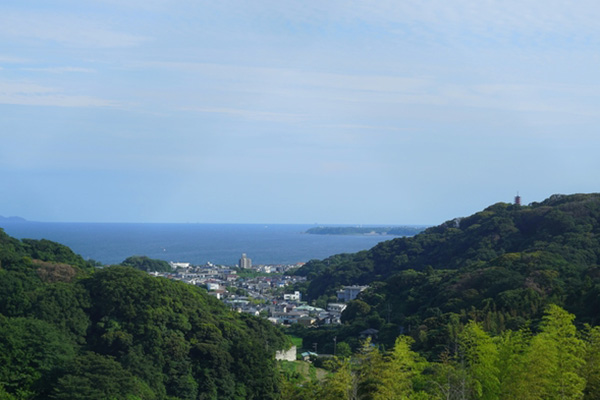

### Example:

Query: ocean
xmin=0 ymin=222 xmax=400 ymax=266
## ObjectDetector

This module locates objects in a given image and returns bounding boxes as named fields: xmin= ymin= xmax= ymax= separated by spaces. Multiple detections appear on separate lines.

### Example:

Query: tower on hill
xmin=515 ymin=192 xmax=521 ymax=206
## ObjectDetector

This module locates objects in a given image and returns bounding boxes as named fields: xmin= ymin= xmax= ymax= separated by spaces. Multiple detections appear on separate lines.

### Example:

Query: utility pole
xmin=333 ymin=336 xmax=337 ymax=356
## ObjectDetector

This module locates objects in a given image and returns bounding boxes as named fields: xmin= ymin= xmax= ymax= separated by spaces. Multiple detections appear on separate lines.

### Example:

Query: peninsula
xmin=305 ymin=225 xmax=427 ymax=236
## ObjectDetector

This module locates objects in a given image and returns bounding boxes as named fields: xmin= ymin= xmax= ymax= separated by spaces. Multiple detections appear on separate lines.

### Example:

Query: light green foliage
xmin=356 ymin=338 xmax=384 ymax=399
xmin=460 ymin=322 xmax=500 ymax=399
xmin=494 ymin=329 xmax=530 ymax=399
xmin=523 ymin=305 xmax=586 ymax=400
xmin=373 ymin=335 xmax=426 ymax=400
xmin=336 ymin=341 xmax=353 ymax=358
xmin=319 ymin=359 xmax=355 ymax=400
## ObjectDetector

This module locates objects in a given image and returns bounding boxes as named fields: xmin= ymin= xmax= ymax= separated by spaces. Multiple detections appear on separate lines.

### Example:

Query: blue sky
xmin=1 ymin=1 xmax=599 ymax=224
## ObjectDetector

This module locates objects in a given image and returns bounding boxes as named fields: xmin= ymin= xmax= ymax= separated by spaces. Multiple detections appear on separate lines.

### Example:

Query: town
xmin=149 ymin=253 xmax=368 ymax=327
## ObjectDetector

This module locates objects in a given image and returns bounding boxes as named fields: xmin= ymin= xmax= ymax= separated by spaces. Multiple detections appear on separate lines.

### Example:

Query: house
xmin=297 ymin=316 xmax=317 ymax=327
xmin=337 ymin=285 xmax=368 ymax=302
xmin=283 ymin=291 xmax=301 ymax=302
xmin=208 ymin=289 xmax=226 ymax=300
xmin=327 ymin=303 xmax=347 ymax=313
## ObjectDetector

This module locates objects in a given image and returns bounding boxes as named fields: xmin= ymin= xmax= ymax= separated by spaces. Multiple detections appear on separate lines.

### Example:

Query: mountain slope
xmin=294 ymin=193 xmax=600 ymax=352
xmin=0 ymin=229 xmax=289 ymax=399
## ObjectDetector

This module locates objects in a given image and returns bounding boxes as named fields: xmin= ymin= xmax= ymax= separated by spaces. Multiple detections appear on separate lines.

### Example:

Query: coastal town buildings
xmin=148 ymin=258 xmax=365 ymax=328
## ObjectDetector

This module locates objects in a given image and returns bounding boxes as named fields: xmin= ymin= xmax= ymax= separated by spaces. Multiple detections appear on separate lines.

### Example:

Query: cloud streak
xmin=0 ymin=10 xmax=147 ymax=48
xmin=0 ymin=81 xmax=118 ymax=107
xmin=22 ymin=67 xmax=96 ymax=74
xmin=184 ymin=107 xmax=307 ymax=123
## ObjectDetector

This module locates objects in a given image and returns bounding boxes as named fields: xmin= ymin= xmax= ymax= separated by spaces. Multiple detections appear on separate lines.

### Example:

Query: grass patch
xmin=288 ymin=335 xmax=303 ymax=349
xmin=279 ymin=360 xmax=328 ymax=383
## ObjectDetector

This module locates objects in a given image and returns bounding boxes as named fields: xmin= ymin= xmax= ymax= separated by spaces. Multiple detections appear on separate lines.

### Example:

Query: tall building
xmin=239 ymin=253 xmax=252 ymax=269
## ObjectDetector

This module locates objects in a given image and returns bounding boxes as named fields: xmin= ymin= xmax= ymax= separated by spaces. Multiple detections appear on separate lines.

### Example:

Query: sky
xmin=1 ymin=1 xmax=600 ymax=224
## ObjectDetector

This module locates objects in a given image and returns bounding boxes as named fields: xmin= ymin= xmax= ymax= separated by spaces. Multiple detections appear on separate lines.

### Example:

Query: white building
xmin=239 ymin=253 xmax=252 ymax=269
xmin=337 ymin=285 xmax=368 ymax=302
xmin=327 ymin=303 xmax=347 ymax=313
xmin=283 ymin=291 xmax=301 ymax=302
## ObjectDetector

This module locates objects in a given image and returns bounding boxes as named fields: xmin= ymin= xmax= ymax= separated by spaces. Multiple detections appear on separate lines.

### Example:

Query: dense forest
xmin=0 ymin=230 xmax=288 ymax=399
xmin=4 ymin=193 xmax=600 ymax=399
xmin=292 ymin=193 xmax=600 ymax=354
xmin=285 ymin=193 xmax=600 ymax=398
xmin=284 ymin=305 xmax=600 ymax=399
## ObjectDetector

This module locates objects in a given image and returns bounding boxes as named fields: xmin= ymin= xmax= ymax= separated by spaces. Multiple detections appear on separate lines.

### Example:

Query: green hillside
xmin=294 ymin=193 xmax=600 ymax=353
xmin=0 ymin=229 xmax=288 ymax=399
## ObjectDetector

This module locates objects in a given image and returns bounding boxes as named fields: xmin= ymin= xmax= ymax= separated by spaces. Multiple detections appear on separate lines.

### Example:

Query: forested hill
xmin=293 ymin=193 xmax=600 ymax=349
xmin=0 ymin=229 xmax=288 ymax=399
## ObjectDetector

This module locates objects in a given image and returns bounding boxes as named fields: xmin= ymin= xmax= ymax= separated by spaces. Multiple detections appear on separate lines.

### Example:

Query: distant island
xmin=305 ymin=225 xmax=427 ymax=236
xmin=0 ymin=215 xmax=27 ymax=223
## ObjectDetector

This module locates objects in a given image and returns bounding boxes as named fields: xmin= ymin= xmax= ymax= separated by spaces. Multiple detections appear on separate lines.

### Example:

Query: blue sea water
xmin=0 ymin=222 xmax=400 ymax=266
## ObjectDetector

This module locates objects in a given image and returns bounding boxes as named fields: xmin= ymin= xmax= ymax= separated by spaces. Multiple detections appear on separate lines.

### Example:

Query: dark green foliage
xmin=121 ymin=255 xmax=173 ymax=272
xmin=82 ymin=266 xmax=288 ymax=399
xmin=51 ymin=352 xmax=147 ymax=400
xmin=295 ymin=193 xmax=600 ymax=354
xmin=0 ymin=230 xmax=290 ymax=399
xmin=22 ymin=238 xmax=91 ymax=270
xmin=0 ymin=316 xmax=75 ymax=397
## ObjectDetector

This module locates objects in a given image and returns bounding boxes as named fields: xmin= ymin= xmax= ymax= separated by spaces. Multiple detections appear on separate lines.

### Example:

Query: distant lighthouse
xmin=514 ymin=193 xmax=521 ymax=206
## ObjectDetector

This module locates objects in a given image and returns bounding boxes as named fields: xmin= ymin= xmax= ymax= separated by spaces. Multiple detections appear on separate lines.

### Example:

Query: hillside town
xmin=149 ymin=253 xmax=368 ymax=327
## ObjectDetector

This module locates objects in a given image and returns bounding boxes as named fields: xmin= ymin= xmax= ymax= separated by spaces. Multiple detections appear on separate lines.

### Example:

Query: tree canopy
xmin=0 ymin=229 xmax=289 ymax=399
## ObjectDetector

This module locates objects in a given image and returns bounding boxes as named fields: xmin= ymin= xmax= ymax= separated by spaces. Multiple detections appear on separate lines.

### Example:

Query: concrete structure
xmin=275 ymin=346 xmax=297 ymax=362
xmin=327 ymin=303 xmax=347 ymax=313
xmin=283 ymin=291 xmax=301 ymax=301
xmin=337 ymin=285 xmax=368 ymax=302
xmin=239 ymin=253 xmax=252 ymax=269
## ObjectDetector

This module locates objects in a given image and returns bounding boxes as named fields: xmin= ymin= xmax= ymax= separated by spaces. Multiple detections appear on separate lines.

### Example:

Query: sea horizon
xmin=0 ymin=221 xmax=423 ymax=266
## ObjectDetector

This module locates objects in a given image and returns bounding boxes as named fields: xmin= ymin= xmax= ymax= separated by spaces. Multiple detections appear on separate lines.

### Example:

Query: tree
xmin=0 ymin=316 xmax=75 ymax=397
xmin=582 ymin=325 xmax=600 ymax=399
xmin=373 ymin=335 xmax=427 ymax=400
xmin=320 ymin=359 xmax=356 ymax=400
xmin=522 ymin=305 xmax=586 ymax=400
xmin=51 ymin=352 xmax=148 ymax=400
xmin=460 ymin=321 xmax=500 ymax=400
xmin=356 ymin=338 xmax=383 ymax=399
xmin=494 ymin=329 xmax=529 ymax=399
